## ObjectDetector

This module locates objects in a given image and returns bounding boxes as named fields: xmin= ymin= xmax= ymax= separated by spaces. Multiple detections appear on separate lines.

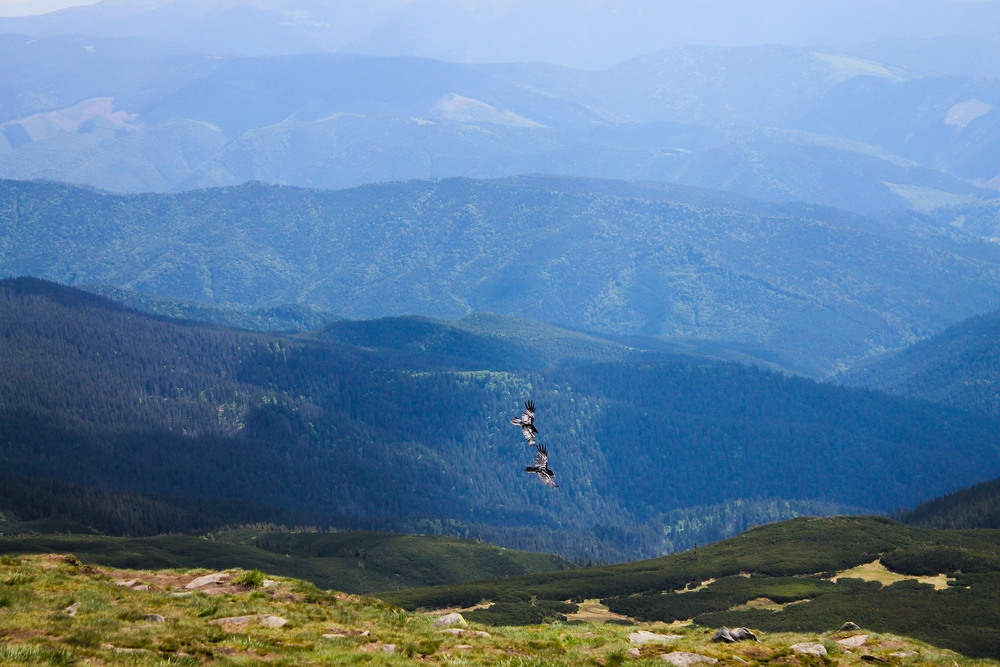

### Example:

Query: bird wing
xmin=521 ymin=425 xmax=537 ymax=447
xmin=520 ymin=400 xmax=535 ymax=427
xmin=537 ymin=470 xmax=558 ymax=488
xmin=534 ymin=444 xmax=548 ymax=468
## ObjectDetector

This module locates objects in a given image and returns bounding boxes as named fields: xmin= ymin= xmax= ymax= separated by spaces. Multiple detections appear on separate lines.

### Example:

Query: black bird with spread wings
xmin=525 ymin=444 xmax=558 ymax=488
xmin=510 ymin=400 xmax=538 ymax=446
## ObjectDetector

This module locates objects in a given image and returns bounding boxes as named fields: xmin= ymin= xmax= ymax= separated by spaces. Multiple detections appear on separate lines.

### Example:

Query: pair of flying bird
xmin=511 ymin=400 xmax=558 ymax=488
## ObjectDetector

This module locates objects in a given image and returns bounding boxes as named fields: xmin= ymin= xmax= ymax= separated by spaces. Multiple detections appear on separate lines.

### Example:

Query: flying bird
xmin=511 ymin=400 xmax=538 ymax=446
xmin=525 ymin=444 xmax=558 ymax=488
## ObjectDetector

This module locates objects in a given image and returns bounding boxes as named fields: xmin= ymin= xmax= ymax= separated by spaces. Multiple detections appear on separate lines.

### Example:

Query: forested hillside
xmin=897 ymin=476 xmax=1000 ymax=531
xmin=3 ymin=277 xmax=1000 ymax=562
xmin=5 ymin=177 xmax=1000 ymax=375
xmin=839 ymin=308 xmax=1000 ymax=417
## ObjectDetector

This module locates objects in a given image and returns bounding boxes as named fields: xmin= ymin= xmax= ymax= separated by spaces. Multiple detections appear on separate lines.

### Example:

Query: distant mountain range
xmin=3 ymin=0 xmax=1000 ymax=70
xmin=0 ymin=31 xmax=998 ymax=208
xmin=3 ymin=276 xmax=1000 ymax=562
xmin=5 ymin=176 xmax=1000 ymax=375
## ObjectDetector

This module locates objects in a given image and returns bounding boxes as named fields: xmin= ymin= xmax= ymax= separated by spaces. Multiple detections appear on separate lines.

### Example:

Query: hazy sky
xmin=0 ymin=0 xmax=97 ymax=16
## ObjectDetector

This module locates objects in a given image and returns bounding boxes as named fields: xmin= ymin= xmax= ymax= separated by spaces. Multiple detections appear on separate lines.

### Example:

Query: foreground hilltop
xmin=0 ymin=550 xmax=990 ymax=666
xmin=382 ymin=516 xmax=1000 ymax=659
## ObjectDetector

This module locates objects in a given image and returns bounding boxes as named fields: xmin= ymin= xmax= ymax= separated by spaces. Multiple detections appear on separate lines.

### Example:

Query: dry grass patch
xmin=830 ymin=559 xmax=953 ymax=589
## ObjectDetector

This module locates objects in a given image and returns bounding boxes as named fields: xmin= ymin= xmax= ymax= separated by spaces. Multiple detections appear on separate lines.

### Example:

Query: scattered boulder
xmin=712 ymin=627 xmax=758 ymax=643
xmin=143 ymin=614 xmax=165 ymax=624
xmin=209 ymin=614 xmax=287 ymax=629
xmin=439 ymin=628 xmax=491 ymax=638
xmin=322 ymin=628 xmax=370 ymax=638
xmin=630 ymin=630 xmax=683 ymax=644
xmin=840 ymin=621 xmax=862 ymax=632
xmin=891 ymin=651 xmax=918 ymax=658
xmin=360 ymin=642 xmax=396 ymax=653
xmin=100 ymin=643 xmax=151 ymax=655
xmin=63 ymin=602 xmax=81 ymax=616
xmin=791 ymin=642 xmax=828 ymax=657
xmin=627 ymin=648 xmax=642 ymax=658
xmin=837 ymin=634 xmax=869 ymax=649
xmin=661 ymin=651 xmax=719 ymax=666
xmin=184 ymin=572 xmax=230 ymax=589
xmin=431 ymin=612 xmax=468 ymax=629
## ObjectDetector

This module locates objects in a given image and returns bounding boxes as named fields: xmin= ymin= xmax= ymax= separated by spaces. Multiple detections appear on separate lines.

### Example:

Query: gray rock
xmin=712 ymin=627 xmax=758 ymax=643
xmin=431 ymin=612 xmax=468 ymax=629
xmin=660 ymin=651 xmax=719 ymax=666
xmin=839 ymin=621 xmax=862 ymax=632
xmin=629 ymin=630 xmax=683 ymax=644
xmin=837 ymin=634 xmax=869 ymax=649
xmin=143 ymin=614 xmax=166 ymax=624
xmin=184 ymin=572 xmax=230 ymax=589
xmin=791 ymin=642 xmax=828 ymax=657
xmin=439 ymin=628 xmax=491 ymax=638
xmin=209 ymin=614 xmax=287 ymax=629
xmin=63 ymin=602 xmax=81 ymax=616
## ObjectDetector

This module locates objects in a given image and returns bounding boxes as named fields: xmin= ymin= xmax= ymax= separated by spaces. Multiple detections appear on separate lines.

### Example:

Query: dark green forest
xmin=896 ymin=476 xmax=1000 ymax=531
xmin=5 ymin=176 xmax=1000 ymax=376
xmin=3 ymin=277 xmax=1000 ymax=562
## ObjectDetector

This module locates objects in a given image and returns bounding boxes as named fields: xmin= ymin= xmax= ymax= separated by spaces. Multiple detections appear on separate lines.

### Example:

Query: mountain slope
xmin=838 ymin=308 xmax=1000 ymax=417
xmin=897 ymin=476 xmax=1000 ymax=531
xmin=3 ymin=277 xmax=1000 ymax=562
xmin=5 ymin=177 xmax=1000 ymax=375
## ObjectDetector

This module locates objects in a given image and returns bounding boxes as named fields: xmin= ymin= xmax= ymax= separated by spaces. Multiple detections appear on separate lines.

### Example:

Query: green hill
xmin=3 ymin=277 xmax=1000 ymax=563
xmin=380 ymin=515 xmax=1000 ymax=659
xmin=5 ymin=176 xmax=1000 ymax=375
xmin=0 ymin=527 xmax=570 ymax=595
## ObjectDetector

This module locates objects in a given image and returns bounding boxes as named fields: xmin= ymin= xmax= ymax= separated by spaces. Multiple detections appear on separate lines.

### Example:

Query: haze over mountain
xmin=2 ymin=0 xmax=999 ymax=69
xmin=1 ymin=23 xmax=999 ymax=208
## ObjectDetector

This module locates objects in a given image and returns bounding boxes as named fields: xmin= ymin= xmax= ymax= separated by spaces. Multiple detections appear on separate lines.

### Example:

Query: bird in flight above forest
xmin=525 ymin=444 xmax=558 ymax=488
xmin=511 ymin=400 xmax=538 ymax=446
